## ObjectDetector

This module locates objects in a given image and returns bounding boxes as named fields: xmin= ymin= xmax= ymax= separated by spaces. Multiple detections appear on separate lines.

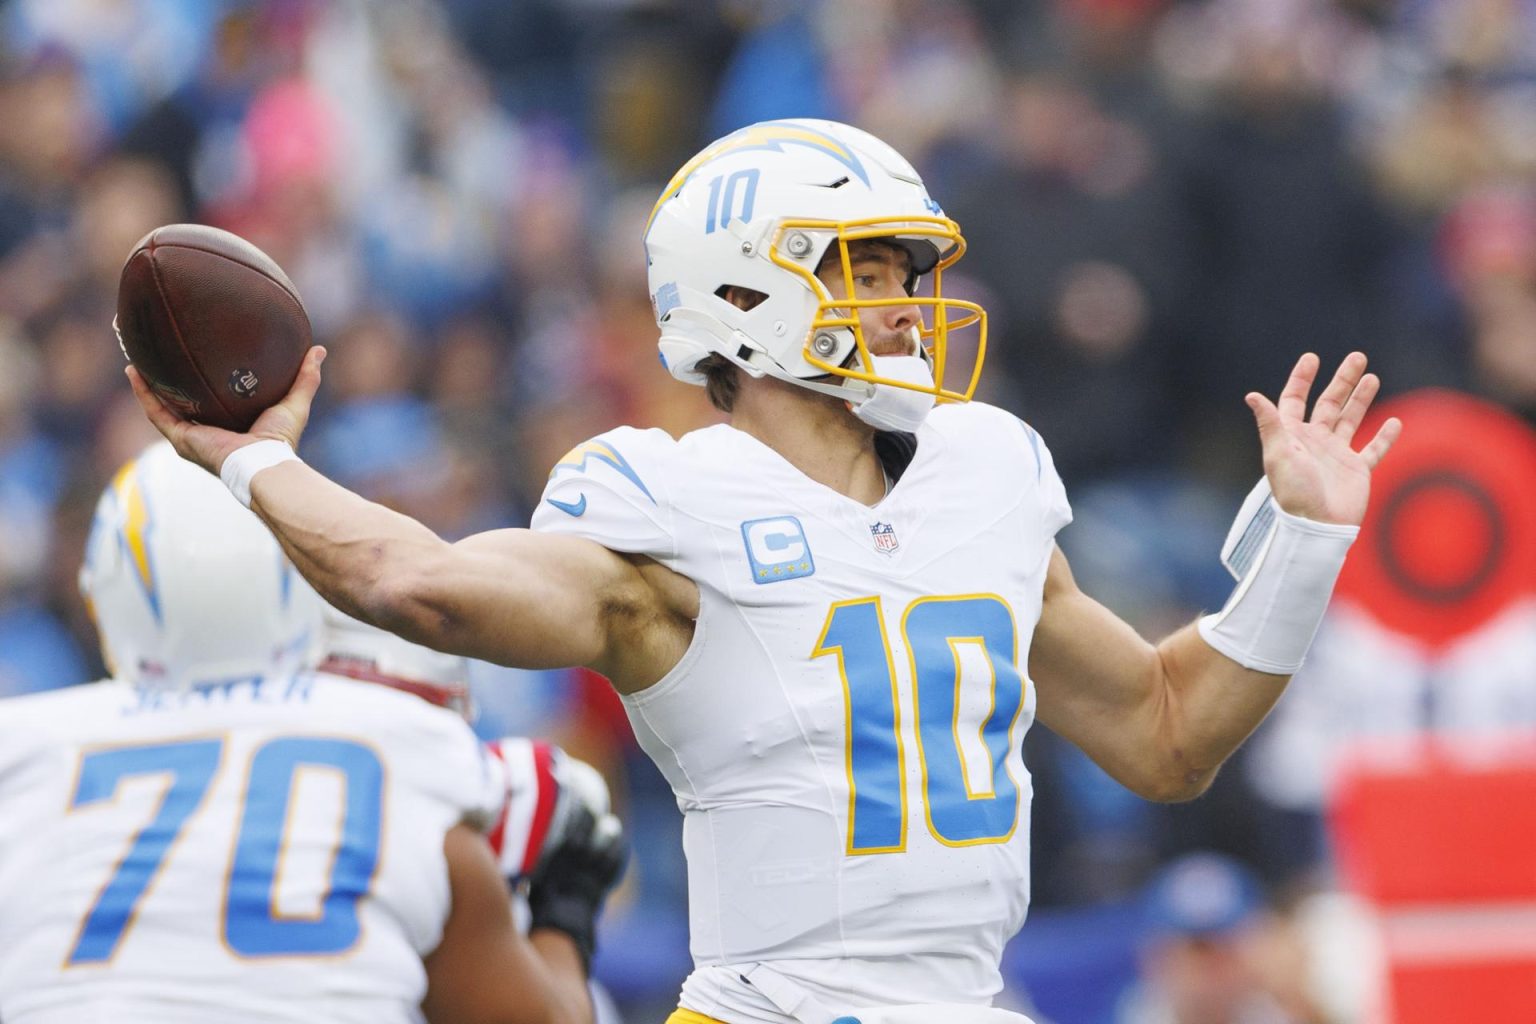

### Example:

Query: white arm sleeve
xmin=1198 ymin=479 xmax=1359 ymax=675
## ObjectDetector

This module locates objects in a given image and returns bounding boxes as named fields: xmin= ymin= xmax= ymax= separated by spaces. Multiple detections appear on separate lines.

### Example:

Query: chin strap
xmin=850 ymin=355 xmax=937 ymax=432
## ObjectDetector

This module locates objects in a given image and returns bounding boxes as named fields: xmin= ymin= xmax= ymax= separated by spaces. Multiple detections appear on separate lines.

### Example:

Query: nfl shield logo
xmin=870 ymin=521 xmax=900 ymax=554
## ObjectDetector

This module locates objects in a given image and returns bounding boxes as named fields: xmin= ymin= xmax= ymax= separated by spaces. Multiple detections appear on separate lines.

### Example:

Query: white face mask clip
xmin=851 ymin=354 xmax=937 ymax=433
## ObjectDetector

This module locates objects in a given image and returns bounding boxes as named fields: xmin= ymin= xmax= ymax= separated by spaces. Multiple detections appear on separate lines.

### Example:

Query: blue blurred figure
xmin=1116 ymin=853 xmax=1292 ymax=1024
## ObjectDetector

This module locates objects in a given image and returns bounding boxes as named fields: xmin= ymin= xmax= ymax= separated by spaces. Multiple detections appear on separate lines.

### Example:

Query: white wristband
xmin=219 ymin=439 xmax=300 ymax=509
xmin=1198 ymin=480 xmax=1359 ymax=674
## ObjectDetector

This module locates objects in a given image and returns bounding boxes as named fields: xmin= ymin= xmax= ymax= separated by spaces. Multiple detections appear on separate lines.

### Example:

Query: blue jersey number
xmin=813 ymin=595 xmax=1025 ymax=854
xmin=66 ymin=740 xmax=223 ymax=963
xmin=704 ymin=169 xmax=760 ymax=234
xmin=226 ymin=738 xmax=383 ymax=956
xmin=66 ymin=737 xmax=383 ymax=965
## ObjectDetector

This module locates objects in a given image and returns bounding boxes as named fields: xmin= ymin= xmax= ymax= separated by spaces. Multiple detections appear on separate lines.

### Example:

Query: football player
xmin=319 ymin=605 xmax=604 ymax=881
xmin=133 ymin=119 xmax=1400 ymax=1024
xmin=0 ymin=442 xmax=622 ymax=1024
xmin=319 ymin=606 xmax=629 ymax=1024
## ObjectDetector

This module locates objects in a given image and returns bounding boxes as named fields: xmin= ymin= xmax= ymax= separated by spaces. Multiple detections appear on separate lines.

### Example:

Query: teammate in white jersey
xmin=131 ymin=119 xmax=1402 ymax=1024
xmin=0 ymin=442 xmax=617 ymax=1024
xmin=319 ymin=603 xmax=616 ymax=891
xmin=318 ymin=606 xmax=630 ymax=1024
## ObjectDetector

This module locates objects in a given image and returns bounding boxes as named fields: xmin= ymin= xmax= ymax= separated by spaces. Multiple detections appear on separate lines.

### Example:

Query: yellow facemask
xmin=769 ymin=215 xmax=987 ymax=402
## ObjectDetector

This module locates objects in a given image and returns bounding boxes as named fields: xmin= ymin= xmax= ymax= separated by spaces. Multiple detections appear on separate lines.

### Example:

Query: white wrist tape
xmin=1197 ymin=478 xmax=1359 ymax=674
xmin=219 ymin=439 xmax=299 ymax=509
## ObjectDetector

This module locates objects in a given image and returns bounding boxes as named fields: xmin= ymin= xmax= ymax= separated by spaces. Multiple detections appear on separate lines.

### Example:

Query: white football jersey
xmin=0 ymin=672 xmax=505 ymax=1024
xmin=532 ymin=402 xmax=1071 ymax=1022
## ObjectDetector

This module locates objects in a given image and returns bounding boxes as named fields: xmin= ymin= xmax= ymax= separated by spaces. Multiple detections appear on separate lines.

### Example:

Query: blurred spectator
xmin=824 ymin=0 xmax=1002 ymax=173
xmin=306 ymin=311 xmax=446 ymax=517
xmin=1116 ymin=852 xmax=1291 ymax=1024
xmin=115 ymin=2 xmax=303 ymax=215
xmin=2 ymin=0 xmax=222 ymax=135
xmin=0 ymin=596 xmax=89 ymax=696
xmin=1438 ymin=182 xmax=1536 ymax=420
xmin=709 ymin=2 xmax=839 ymax=137
xmin=74 ymin=157 xmax=184 ymax=300
xmin=1373 ymin=69 xmax=1519 ymax=215
xmin=441 ymin=0 xmax=584 ymax=121
xmin=944 ymin=65 xmax=1188 ymax=484
xmin=39 ymin=156 xmax=186 ymax=434
xmin=0 ymin=317 xmax=89 ymax=695
xmin=513 ymin=187 xmax=719 ymax=504
xmin=1243 ymin=886 xmax=1384 ymax=1024
xmin=1162 ymin=0 xmax=1400 ymax=486
xmin=594 ymin=44 xmax=698 ymax=184
xmin=0 ymin=322 xmax=62 ymax=594
xmin=430 ymin=313 xmax=531 ymax=521
xmin=0 ymin=52 xmax=104 ymax=321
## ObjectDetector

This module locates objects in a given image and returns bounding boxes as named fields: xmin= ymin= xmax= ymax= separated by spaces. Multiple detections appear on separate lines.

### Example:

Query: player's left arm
xmin=1029 ymin=352 xmax=1401 ymax=802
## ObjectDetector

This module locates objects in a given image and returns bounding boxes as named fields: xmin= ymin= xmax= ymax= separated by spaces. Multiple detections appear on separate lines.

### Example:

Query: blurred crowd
xmin=1 ymin=0 xmax=1534 ymax=1021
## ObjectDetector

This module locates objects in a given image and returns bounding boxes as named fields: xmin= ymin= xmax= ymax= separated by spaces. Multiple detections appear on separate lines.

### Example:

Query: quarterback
xmin=132 ymin=120 xmax=1400 ymax=1024
xmin=0 ymin=443 xmax=620 ymax=1024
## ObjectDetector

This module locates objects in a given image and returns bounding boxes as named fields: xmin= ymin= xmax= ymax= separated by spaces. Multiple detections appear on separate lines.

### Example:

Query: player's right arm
xmin=128 ymin=351 xmax=695 ymax=693
xmin=250 ymin=462 xmax=690 ymax=687
xmin=423 ymin=822 xmax=593 ymax=1024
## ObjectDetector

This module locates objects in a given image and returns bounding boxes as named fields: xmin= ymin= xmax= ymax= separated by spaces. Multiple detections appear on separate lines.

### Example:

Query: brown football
xmin=116 ymin=224 xmax=311 ymax=432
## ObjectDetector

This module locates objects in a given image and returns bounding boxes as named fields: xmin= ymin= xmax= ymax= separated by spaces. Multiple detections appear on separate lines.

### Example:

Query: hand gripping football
xmin=116 ymin=224 xmax=311 ymax=431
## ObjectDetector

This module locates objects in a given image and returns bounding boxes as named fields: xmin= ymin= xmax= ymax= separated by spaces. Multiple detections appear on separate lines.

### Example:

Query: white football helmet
xmin=320 ymin=604 xmax=474 ymax=720
xmin=644 ymin=118 xmax=986 ymax=405
xmin=79 ymin=441 xmax=324 ymax=688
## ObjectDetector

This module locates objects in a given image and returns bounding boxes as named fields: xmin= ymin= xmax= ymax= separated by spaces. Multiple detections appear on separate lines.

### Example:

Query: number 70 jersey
xmin=532 ymin=402 xmax=1072 ymax=1014
xmin=0 ymin=673 xmax=506 ymax=1024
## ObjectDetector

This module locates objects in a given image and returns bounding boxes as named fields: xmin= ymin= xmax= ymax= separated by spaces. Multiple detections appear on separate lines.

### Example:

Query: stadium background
xmin=0 ymin=1 xmax=1532 ymax=1021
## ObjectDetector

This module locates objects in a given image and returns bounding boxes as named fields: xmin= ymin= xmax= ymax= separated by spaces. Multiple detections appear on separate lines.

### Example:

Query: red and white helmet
xmin=320 ymin=605 xmax=474 ymax=719
xmin=483 ymin=737 xmax=615 ymax=883
xmin=644 ymin=118 xmax=986 ymax=406
xmin=79 ymin=441 xmax=324 ymax=688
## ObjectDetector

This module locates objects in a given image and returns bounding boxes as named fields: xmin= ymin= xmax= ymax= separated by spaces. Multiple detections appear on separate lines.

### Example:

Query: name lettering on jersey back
xmin=741 ymin=516 xmax=816 ymax=583
xmin=123 ymin=673 xmax=315 ymax=715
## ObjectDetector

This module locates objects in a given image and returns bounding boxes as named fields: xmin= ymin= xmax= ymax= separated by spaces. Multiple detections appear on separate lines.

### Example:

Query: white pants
xmin=836 ymin=1006 xmax=1037 ymax=1024
xmin=741 ymin=965 xmax=1037 ymax=1024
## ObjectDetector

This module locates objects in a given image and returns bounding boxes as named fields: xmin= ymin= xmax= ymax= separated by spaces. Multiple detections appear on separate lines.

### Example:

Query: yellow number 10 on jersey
xmin=812 ymin=594 xmax=1026 ymax=855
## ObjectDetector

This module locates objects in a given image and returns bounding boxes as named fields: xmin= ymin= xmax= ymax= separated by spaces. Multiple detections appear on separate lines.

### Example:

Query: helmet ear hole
xmin=715 ymin=284 xmax=769 ymax=312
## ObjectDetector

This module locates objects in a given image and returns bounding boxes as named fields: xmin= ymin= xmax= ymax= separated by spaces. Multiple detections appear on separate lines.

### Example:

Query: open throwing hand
xmin=1246 ymin=351 xmax=1402 ymax=526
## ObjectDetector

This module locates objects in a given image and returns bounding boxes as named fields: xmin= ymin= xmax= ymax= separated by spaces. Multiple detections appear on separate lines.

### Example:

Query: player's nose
xmin=885 ymin=300 xmax=919 ymax=333
xmin=872 ymin=298 xmax=920 ymax=353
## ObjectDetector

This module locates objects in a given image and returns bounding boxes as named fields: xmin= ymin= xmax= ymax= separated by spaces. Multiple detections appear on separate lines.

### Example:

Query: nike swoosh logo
xmin=545 ymin=494 xmax=587 ymax=517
